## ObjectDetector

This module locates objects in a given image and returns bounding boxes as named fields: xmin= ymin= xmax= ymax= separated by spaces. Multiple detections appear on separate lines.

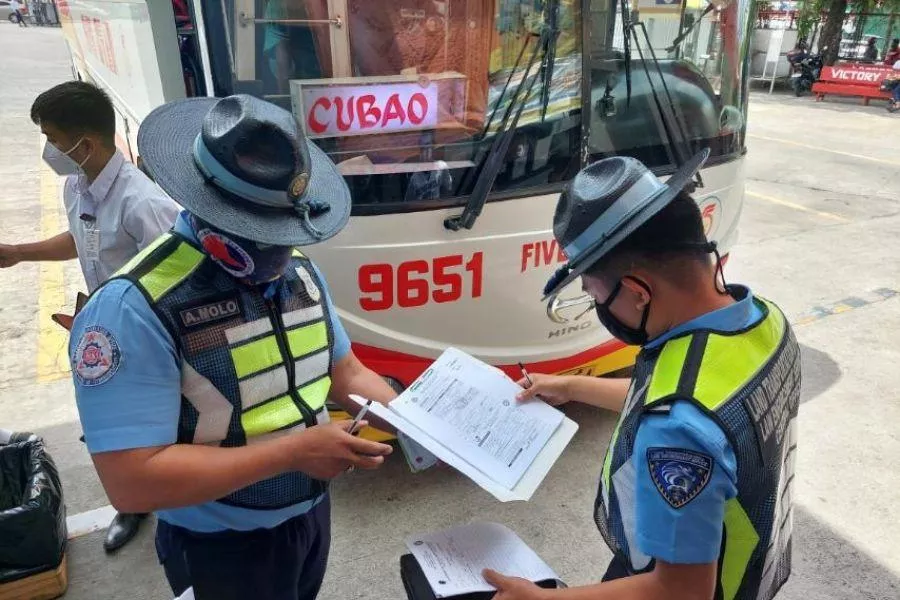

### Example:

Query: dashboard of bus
xmin=198 ymin=0 xmax=753 ymax=215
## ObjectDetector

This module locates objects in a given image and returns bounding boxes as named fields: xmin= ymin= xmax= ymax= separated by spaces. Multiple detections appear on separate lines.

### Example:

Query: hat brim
xmin=542 ymin=148 xmax=710 ymax=300
xmin=137 ymin=98 xmax=351 ymax=246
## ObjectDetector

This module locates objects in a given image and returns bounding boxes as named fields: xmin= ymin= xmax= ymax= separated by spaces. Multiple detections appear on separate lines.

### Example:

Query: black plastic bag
xmin=0 ymin=438 xmax=67 ymax=583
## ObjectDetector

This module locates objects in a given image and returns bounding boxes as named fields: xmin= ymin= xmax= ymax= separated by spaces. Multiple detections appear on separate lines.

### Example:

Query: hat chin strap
xmin=192 ymin=135 xmax=330 ymax=239
xmin=293 ymin=201 xmax=326 ymax=239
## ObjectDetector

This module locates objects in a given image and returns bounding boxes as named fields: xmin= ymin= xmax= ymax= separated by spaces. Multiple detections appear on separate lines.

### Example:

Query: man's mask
xmin=42 ymin=137 xmax=90 ymax=177
xmin=594 ymin=277 xmax=652 ymax=346
xmin=191 ymin=215 xmax=292 ymax=284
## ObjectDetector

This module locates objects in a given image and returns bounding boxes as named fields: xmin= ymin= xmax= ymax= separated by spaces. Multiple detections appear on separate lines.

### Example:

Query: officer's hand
xmin=290 ymin=421 xmax=392 ymax=480
xmin=0 ymin=244 xmax=21 ymax=268
xmin=515 ymin=373 xmax=571 ymax=406
xmin=482 ymin=570 xmax=547 ymax=600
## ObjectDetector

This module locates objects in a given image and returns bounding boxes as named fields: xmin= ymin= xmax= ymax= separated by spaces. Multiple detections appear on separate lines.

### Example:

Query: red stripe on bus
xmin=351 ymin=338 xmax=629 ymax=387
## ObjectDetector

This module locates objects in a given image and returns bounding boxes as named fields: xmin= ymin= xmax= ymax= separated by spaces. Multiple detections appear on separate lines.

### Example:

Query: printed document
xmin=406 ymin=522 xmax=558 ymax=598
xmin=350 ymin=348 xmax=578 ymax=501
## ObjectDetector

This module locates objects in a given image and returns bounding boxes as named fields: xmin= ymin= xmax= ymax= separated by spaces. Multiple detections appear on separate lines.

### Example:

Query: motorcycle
xmin=788 ymin=52 xmax=823 ymax=97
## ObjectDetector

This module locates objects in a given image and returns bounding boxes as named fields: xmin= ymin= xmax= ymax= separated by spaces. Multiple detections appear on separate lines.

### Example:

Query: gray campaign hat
xmin=137 ymin=94 xmax=351 ymax=246
xmin=543 ymin=149 xmax=710 ymax=300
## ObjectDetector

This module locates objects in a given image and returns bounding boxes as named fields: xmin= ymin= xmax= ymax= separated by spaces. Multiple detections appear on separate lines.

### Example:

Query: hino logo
xmin=546 ymin=293 xmax=595 ymax=324
xmin=548 ymin=321 xmax=592 ymax=338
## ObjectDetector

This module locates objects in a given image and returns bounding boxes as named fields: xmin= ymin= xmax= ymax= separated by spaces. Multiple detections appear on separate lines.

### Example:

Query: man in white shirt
xmin=10 ymin=0 xmax=27 ymax=26
xmin=0 ymin=81 xmax=180 ymax=552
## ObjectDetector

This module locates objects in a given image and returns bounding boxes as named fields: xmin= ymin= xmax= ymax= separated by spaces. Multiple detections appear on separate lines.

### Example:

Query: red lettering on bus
xmin=357 ymin=95 xmax=382 ymax=128
xmin=359 ymin=253 xmax=485 ymax=311
xmin=307 ymin=97 xmax=332 ymax=135
xmin=520 ymin=240 xmax=567 ymax=273
xmin=407 ymin=93 xmax=428 ymax=125
xmin=382 ymin=94 xmax=406 ymax=128
xmin=334 ymin=96 xmax=355 ymax=132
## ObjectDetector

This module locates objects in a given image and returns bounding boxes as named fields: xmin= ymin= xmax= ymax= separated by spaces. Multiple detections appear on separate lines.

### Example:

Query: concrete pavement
xmin=1 ymin=24 xmax=899 ymax=600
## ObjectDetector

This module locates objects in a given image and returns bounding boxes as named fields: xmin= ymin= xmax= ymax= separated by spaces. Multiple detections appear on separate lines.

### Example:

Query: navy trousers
xmin=155 ymin=498 xmax=331 ymax=600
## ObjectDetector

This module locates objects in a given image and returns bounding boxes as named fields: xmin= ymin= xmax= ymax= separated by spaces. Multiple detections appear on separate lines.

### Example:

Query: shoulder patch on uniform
xmin=73 ymin=326 xmax=121 ymax=386
xmin=647 ymin=447 xmax=713 ymax=509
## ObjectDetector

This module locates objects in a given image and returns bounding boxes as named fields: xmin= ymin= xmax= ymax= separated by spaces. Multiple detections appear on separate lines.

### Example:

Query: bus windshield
xmin=219 ymin=0 xmax=581 ymax=211
xmin=212 ymin=0 xmax=749 ymax=211
xmin=584 ymin=0 xmax=751 ymax=168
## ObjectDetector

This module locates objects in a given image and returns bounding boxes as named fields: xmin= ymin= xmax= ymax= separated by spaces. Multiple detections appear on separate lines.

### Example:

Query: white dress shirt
xmin=64 ymin=151 xmax=181 ymax=292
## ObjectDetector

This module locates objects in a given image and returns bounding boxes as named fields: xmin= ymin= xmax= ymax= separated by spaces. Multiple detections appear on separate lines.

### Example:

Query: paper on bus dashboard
xmin=406 ymin=522 xmax=559 ymax=597
xmin=349 ymin=348 xmax=578 ymax=502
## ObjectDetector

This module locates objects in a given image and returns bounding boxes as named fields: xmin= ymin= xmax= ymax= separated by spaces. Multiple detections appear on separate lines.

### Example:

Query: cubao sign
xmin=295 ymin=81 xmax=439 ymax=139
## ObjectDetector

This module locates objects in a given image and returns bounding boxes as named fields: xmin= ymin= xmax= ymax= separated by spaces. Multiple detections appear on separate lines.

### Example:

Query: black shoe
xmin=103 ymin=512 xmax=147 ymax=553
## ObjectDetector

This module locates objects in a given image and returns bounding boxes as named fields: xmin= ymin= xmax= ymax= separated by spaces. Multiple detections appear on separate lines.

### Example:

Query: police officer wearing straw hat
xmin=68 ymin=94 xmax=397 ymax=600
xmin=484 ymin=150 xmax=800 ymax=600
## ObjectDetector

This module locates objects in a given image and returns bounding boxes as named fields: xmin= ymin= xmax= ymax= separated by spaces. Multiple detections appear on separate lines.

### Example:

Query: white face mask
xmin=42 ymin=137 xmax=90 ymax=176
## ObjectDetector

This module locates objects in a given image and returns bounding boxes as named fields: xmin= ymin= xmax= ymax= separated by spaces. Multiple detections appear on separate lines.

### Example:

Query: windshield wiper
xmin=539 ymin=0 xmax=561 ymax=120
xmin=445 ymin=0 xmax=560 ymax=232
xmin=666 ymin=3 xmax=717 ymax=53
xmin=623 ymin=17 xmax=703 ymax=188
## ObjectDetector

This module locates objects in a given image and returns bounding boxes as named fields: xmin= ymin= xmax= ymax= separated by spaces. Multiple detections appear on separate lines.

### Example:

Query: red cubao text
xmin=301 ymin=82 xmax=439 ymax=138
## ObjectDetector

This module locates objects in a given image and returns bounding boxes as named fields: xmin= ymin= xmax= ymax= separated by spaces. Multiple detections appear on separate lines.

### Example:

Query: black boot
xmin=103 ymin=512 xmax=147 ymax=553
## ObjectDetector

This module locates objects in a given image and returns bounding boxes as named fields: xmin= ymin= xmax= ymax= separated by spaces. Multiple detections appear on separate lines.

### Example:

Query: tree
xmin=819 ymin=0 xmax=850 ymax=64
xmin=797 ymin=0 xmax=900 ymax=65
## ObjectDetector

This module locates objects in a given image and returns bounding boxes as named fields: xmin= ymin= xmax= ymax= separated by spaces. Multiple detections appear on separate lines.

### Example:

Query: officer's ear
xmin=620 ymin=275 xmax=652 ymax=310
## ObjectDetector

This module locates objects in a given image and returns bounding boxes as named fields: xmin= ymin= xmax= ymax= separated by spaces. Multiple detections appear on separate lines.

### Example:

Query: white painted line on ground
xmin=746 ymin=190 xmax=849 ymax=222
xmin=66 ymin=504 xmax=116 ymax=539
xmin=748 ymin=133 xmax=900 ymax=168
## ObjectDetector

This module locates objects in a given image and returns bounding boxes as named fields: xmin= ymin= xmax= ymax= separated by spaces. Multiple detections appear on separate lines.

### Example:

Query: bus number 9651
xmin=358 ymin=253 xmax=484 ymax=310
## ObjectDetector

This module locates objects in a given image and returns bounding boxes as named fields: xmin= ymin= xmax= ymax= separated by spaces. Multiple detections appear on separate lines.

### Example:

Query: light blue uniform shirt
xmin=631 ymin=286 xmax=764 ymax=564
xmin=70 ymin=213 xmax=351 ymax=532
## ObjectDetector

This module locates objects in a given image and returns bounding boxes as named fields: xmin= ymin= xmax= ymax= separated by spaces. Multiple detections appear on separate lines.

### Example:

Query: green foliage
xmin=796 ymin=0 xmax=898 ymax=41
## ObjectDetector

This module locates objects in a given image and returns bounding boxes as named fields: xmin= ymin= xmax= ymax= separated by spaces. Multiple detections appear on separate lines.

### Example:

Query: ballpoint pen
xmin=349 ymin=399 xmax=373 ymax=436
xmin=518 ymin=362 xmax=534 ymax=388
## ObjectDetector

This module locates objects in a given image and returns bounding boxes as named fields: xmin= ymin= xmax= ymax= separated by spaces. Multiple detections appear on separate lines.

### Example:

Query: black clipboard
xmin=51 ymin=292 xmax=89 ymax=332
xmin=400 ymin=554 xmax=564 ymax=600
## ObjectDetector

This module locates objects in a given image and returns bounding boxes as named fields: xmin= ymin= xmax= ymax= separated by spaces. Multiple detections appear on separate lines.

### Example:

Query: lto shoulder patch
xmin=647 ymin=447 xmax=713 ymax=509
xmin=73 ymin=326 xmax=121 ymax=386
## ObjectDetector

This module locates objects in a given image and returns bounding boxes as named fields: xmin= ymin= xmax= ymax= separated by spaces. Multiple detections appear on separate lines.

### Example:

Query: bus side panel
xmin=57 ymin=0 xmax=184 ymax=159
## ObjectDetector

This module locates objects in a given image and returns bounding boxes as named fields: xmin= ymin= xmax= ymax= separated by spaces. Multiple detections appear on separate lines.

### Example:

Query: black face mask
xmin=595 ymin=278 xmax=652 ymax=346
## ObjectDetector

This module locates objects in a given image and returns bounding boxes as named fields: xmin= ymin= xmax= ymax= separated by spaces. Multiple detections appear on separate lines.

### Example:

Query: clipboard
xmin=51 ymin=292 xmax=89 ymax=332
xmin=400 ymin=554 xmax=563 ymax=600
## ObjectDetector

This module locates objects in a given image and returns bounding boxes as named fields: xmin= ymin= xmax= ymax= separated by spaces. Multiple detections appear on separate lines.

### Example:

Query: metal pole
xmin=238 ymin=13 xmax=343 ymax=28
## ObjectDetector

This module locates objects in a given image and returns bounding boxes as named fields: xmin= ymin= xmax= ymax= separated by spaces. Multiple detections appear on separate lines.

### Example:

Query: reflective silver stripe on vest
xmin=182 ymin=363 xmax=234 ymax=444
xmin=612 ymin=459 xmax=653 ymax=571
xmin=602 ymin=380 xmax=650 ymax=512
xmin=239 ymin=368 xmax=289 ymax=410
xmin=225 ymin=317 xmax=273 ymax=346
xmin=282 ymin=304 xmax=324 ymax=328
xmin=755 ymin=416 xmax=798 ymax=600
xmin=238 ymin=350 xmax=331 ymax=410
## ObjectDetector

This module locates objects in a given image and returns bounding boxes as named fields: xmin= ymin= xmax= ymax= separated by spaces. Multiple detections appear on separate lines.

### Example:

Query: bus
xmin=57 ymin=0 xmax=753 ymax=432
